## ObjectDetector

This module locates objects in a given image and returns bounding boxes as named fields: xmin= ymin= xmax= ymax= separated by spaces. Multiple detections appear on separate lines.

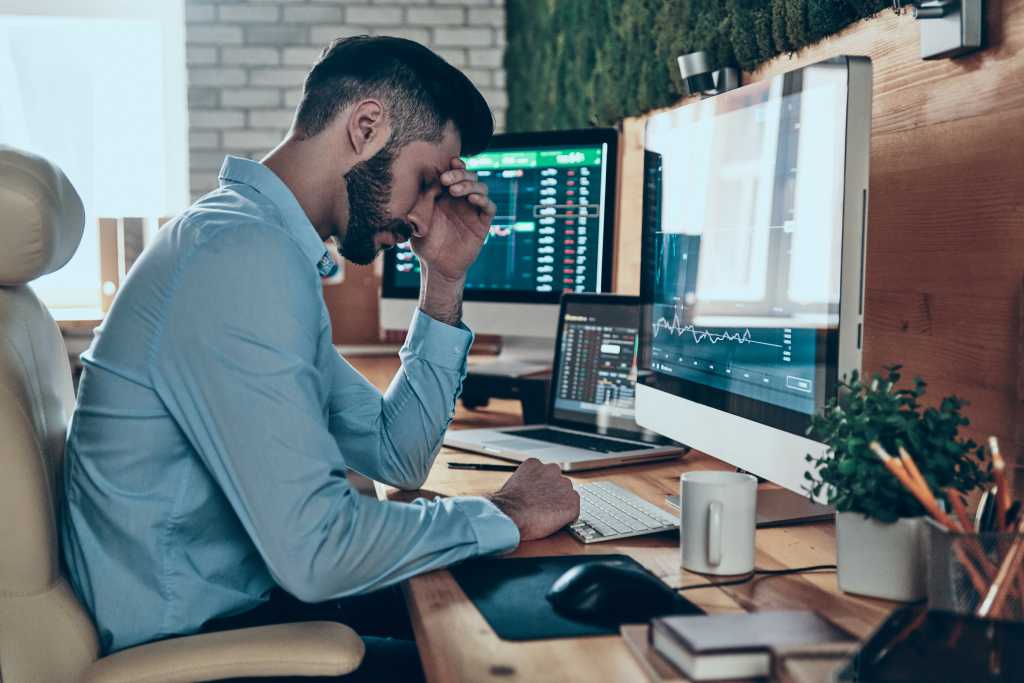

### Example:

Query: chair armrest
xmin=82 ymin=621 xmax=365 ymax=683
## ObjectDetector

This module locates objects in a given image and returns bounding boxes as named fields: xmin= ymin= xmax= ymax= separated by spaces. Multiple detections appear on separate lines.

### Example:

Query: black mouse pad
xmin=449 ymin=554 xmax=651 ymax=641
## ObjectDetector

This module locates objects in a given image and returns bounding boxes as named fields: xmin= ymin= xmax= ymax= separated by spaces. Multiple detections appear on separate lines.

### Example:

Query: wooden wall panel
xmin=614 ymin=1 xmax=1024 ymax=469
xmin=322 ymin=262 xmax=381 ymax=345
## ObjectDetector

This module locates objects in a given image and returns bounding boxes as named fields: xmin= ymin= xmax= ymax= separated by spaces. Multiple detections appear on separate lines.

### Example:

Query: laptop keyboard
xmin=569 ymin=481 xmax=680 ymax=543
xmin=511 ymin=427 xmax=648 ymax=453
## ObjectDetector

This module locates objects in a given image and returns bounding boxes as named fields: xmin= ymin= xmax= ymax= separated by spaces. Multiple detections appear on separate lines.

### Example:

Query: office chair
xmin=0 ymin=146 xmax=365 ymax=682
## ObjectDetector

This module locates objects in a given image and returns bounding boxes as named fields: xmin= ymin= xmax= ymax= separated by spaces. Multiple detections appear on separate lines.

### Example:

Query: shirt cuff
xmin=450 ymin=496 xmax=520 ymax=556
xmin=401 ymin=308 xmax=474 ymax=372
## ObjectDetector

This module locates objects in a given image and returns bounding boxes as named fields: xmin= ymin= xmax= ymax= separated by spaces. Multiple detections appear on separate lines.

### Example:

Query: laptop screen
xmin=550 ymin=295 xmax=668 ymax=443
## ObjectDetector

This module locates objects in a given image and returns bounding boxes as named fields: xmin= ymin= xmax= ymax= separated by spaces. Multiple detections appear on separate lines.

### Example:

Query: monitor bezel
xmin=381 ymin=128 xmax=618 ymax=303
xmin=548 ymin=292 xmax=671 ymax=444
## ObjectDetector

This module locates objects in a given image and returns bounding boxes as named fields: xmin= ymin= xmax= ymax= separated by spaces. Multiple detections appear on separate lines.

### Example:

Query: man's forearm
xmin=418 ymin=266 xmax=466 ymax=326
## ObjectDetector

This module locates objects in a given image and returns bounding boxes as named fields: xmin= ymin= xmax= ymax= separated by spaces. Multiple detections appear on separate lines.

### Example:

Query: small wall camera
xmin=677 ymin=51 xmax=740 ymax=98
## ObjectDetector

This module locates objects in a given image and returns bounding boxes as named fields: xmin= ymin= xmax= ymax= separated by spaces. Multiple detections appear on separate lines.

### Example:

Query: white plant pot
xmin=835 ymin=512 xmax=926 ymax=602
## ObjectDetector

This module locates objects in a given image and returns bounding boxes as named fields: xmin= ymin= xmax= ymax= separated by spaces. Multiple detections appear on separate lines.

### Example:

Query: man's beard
xmin=340 ymin=143 xmax=415 ymax=266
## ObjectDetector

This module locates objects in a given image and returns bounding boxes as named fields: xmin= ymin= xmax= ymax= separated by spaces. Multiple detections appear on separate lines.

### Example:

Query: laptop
xmin=444 ymin=294 xmax=686 ymax=471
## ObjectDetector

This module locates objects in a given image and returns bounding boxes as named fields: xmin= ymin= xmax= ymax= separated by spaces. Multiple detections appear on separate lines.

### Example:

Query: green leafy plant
xmin=804 ymin=366 xmax=990 ymax=523
xmin=506 ymin=0 xmax=892 ymax=131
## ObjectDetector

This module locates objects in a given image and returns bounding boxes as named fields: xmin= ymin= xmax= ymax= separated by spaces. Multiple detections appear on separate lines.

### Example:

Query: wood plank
xmin=611 ymin=1 xmax=1024 ymax=475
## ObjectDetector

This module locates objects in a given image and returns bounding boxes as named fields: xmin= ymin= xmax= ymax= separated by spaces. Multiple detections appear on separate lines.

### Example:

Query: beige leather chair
xmin=0 ymin=147 xmax=365 ymax=682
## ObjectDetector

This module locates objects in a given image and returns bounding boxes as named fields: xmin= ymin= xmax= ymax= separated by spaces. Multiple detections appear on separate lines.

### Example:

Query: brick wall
xmin=186 ymin=0 xmax=507 ymax=199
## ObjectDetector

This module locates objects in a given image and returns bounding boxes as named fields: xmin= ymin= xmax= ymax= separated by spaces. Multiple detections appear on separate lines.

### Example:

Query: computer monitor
xmin=380 ymin=128 xmax=618 ymax=370
xmin=635 ymin=56 xmax=872 ymax=498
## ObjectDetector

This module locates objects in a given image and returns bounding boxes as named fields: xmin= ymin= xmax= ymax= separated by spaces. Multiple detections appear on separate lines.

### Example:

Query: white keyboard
xmin=569 ymin=481 xmax=680 ymax=543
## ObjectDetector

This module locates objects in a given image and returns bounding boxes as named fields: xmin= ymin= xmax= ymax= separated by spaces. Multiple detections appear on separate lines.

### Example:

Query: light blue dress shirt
xmin=61 ymin=156 xmax=520 ymax=654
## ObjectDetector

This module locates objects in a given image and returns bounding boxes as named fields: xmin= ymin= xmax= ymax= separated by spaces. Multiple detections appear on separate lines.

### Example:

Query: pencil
xmin=989 ymin=437 xmax=1011 ymax=530
xmin=447 ymin=462 xmax=518 ymax=472
xmin=870 ymin=443 xmax=990 ymax=596
xmin=977 ymin=510 xmax=1024 ymax=618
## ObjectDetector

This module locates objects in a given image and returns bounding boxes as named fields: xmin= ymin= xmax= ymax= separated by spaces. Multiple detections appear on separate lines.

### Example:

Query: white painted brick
xmin=283 ymin=47 xmax=324 ymax=66
xmin=190 ymin=151 xmax=229 ymax=171
xmin=310 ymin=25 xmax=371 ymax=46
xmin=468 ymin=48 xmax=502 ymax=68
xmin=480 ymin=88 xmax=507 ymax=109
xmin=188 ymin=87 xmax=219 ymax=108
xmin=224 ymin=130 xmax=283 ymax=150
xmin=189 ymin=67 xmax=246 ymax=87
xmin=434 ymin=27 xmax=493 ymax=47
xmin=222 ymin=47 xmax=280 ymax=66
xmin=186 ymin=4 xmax=215 ymax=24
xmin=249 ymin=109 xmax=297 ymax=129
xmin=371 ymin=27 xmax=429 ymax=44
xmin=249 ymin=68 xmax=310 ymax=87
xmin=468 ymin=7 xmax=504 ymax=27
xmin=222 ymin=88 xmax=282 ymax=108
xmin=191 ymin=109 xmax=246 ymax=129
xmin=245 ymin=25 xmax=308 ymax=45
xmin=189 ymin=130 xmax=220 ymax=150
xmin=492 ymin=108 xmax=505 ymax=133
xmin=283 ymin=5 xmax=344 ymax=23
xmin=434 ymin=48 xmax=467 ymax=67
xmin=345 ymin=6 xmax=402 ymax=26
xmin=493 ymin=69 xmax=506 ymax=88
xmin=406 ymin=7 xmax=464 ymax=25
xmin=462 ymin=68 xmax=491 ymax=87
xmin=186 ymin=46 xmax=218 ymax=66
xmin=284 ymin=88 xmax=304 ymax=107
xmin=191 ymin=172 xmax=217 ymax=195
xmin=187 ymin=25 xmax=244 ymax=45
xmin=218 ymin=5 xmax=280 ymax=23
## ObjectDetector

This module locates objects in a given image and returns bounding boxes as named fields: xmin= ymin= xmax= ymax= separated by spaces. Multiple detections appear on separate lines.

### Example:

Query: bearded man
xmin=61 ymin=36 xmax=579 ymax=682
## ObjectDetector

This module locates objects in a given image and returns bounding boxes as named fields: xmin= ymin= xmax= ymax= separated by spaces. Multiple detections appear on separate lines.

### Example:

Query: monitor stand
xmin=469 ymin=335 xmax=555 ymax=378
xmin=737 ymin=467 xmax=834 ymax=526
xmin=666 ymin=480 xmax=834 ymax=527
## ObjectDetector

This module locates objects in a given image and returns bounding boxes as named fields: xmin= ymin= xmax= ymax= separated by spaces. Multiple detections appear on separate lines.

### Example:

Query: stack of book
xmin=622 ymin=611 xmax=857 ymax=682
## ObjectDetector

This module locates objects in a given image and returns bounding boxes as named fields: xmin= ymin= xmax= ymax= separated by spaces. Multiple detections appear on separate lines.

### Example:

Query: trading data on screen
xmin=552 ymin=301 xmax=640 ymax=433
xmin=389 ymin=145 xmax=608 ymax=294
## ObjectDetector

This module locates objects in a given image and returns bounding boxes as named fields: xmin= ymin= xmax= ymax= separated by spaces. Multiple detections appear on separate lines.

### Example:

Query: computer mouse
xmin=545 ymin=560 xmax=703 ymax=625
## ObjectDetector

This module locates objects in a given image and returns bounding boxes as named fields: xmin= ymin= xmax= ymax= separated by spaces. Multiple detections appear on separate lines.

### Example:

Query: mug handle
xmin=707 ymin=500 xmax=722 ymax=566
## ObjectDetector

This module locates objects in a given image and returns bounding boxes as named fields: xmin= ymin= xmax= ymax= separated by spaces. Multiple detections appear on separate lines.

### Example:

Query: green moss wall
xmin=505 ymin=0 xmax=889 ymax=131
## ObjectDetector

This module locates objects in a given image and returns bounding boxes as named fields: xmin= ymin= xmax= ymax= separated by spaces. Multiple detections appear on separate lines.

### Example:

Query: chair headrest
xmin=0 ymin=146 xmax=85 ymax=285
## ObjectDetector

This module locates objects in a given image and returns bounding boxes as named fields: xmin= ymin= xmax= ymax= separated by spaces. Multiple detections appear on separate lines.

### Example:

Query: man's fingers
xmin=448 ymin=180 xmax=486 ymax=197
xmin=467 ymin=193 xmax=497 ymax=217
xmin=442 ymin=168 xmax=475 ymax=185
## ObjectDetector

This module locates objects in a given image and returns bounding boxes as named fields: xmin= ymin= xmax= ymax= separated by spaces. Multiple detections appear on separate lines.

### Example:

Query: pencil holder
xmin=926 ymin=520 xmax=1024 ymax=622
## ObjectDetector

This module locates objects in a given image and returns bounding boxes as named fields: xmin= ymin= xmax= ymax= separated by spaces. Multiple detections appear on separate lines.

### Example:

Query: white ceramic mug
xmin=680 ymin=471 xmax=758 ymax=576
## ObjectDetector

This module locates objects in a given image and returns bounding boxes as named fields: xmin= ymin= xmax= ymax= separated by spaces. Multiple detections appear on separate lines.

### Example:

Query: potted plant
xmin=805 ymin=366 xmax=989 ymax=601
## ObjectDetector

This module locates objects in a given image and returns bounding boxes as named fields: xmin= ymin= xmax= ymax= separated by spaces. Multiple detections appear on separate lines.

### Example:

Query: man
xmin=61 ymin=36 xmax=580 ymax=680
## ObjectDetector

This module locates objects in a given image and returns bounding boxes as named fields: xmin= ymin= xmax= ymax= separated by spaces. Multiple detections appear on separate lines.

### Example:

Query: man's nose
xmin=408 ymin=198 xmax=434 ymax=238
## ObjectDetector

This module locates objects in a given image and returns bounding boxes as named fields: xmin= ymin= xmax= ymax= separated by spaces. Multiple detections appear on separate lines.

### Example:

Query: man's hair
xmin=296 ymin=36 xmax=493 ymax=155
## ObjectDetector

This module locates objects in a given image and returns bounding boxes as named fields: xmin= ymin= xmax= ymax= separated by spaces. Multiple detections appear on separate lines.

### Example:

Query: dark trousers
xmin=200 ymin=587 xmax=425 ymax=683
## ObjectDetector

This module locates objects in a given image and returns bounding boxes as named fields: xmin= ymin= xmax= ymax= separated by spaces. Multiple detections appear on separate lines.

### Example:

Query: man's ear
xmin=346 ymin=99 xmax=388 ymax=160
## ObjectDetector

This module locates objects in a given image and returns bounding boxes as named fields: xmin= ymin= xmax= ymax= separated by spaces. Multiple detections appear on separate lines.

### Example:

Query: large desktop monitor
xmin=636 ymin=56 xmax=872 ymax=498
xmin=380 ymin=128 xmax=618 ymax=370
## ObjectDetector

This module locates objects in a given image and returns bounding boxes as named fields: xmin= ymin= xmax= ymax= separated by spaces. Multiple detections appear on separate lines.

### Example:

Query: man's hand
xmin=411 ymin=157 xmax=496 ymax=283
xmin=487 ymin=458 xmax=581 ymax=541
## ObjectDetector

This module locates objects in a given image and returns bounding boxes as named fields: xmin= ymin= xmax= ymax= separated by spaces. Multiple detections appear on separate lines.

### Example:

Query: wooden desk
xmin=353 ymin=356 xmax=897 ymax=682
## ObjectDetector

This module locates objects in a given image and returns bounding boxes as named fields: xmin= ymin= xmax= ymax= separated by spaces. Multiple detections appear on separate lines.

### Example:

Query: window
xmin=0 ymin=0 xmax=188 ymax=321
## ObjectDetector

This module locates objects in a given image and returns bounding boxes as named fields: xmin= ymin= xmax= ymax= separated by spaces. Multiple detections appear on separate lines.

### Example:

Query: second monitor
xmin=380 ymin=128 xmax=618 ymax=372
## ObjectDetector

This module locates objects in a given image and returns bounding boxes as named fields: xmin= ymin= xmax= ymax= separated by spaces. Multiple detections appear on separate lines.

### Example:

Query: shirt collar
xmin=217 ymin=156 xmax=338 ymax=277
